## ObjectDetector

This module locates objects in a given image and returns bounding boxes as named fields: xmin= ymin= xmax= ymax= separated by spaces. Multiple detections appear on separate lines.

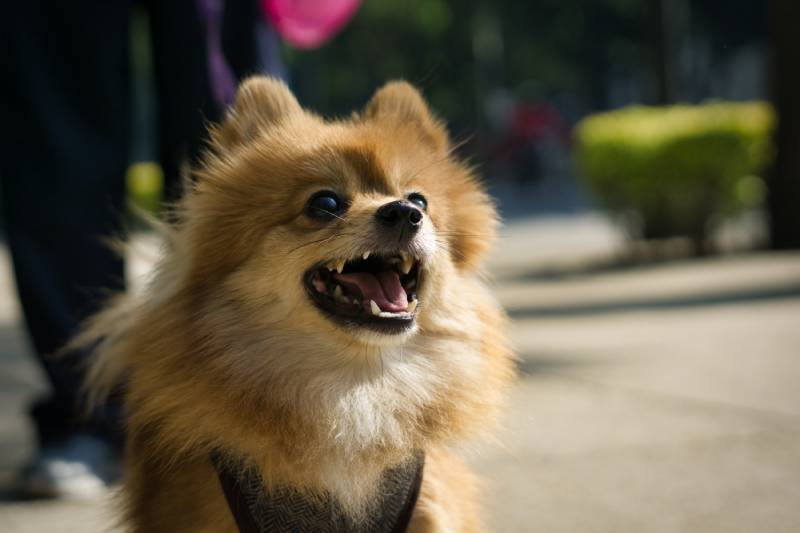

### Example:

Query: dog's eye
xmin=307 ymin=191 xmax=345 ymax=220
xmin=407 ymin=192 xmax=428 ymax=210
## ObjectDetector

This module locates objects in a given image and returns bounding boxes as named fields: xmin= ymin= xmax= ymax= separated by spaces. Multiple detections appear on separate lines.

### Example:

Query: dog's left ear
xmin=214 ymin=76 xmax=302 ymax=147
xmin=364 ymin=81 xmax=449 ymax=153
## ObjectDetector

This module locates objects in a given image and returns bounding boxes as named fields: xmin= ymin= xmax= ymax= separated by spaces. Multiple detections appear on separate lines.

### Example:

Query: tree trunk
xmin=768 ymin=0 xmax=800 ymax=249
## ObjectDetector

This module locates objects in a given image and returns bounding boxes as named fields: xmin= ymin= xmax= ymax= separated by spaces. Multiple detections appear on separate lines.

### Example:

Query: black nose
xmin=375 ymin=200 xmax=423 ymax=231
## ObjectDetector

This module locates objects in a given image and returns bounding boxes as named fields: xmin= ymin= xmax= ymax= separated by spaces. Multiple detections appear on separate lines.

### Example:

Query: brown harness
xmin=211 ymin=451 xmax=424 ymax=533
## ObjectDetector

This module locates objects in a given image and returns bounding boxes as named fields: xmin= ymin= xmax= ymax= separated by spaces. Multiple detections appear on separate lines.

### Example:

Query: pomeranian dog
xmin=79 ymin=77 xmax=514 ymax=532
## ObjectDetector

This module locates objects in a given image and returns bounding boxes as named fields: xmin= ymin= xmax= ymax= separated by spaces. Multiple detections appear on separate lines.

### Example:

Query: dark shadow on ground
xmin=498 ymin=245 xmax=782 ymax=283
xmin=515 ymin=353 xmax=608 ymax=377
xmin=500 ymin=254 xmax=691 ymax=283
xmin=505 ymin=283 xmax=800 ymax=319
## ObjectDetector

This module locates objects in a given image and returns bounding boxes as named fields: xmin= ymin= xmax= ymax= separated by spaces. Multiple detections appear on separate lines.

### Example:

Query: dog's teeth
xmin=378 ymin=310 xmax=412 ymax=318
xmin=407 ymin=299 xmax=418 ymax=313
xmin=400 ymin=255 xmax=414 ymax=275
xmin=333 ymin=285 xmax=351 ymax=304
xmin=370 ymin=300 xmax=381 ymax=315
xmin=326 ymin=261 xmax=336 ymax=271
xmin=335 ymin=259 xmax=345 ymax=273
xmin=398 ymin=251 xmax=415 ymax=274
xmin=362 ymin=251 xmax=371 ymax=260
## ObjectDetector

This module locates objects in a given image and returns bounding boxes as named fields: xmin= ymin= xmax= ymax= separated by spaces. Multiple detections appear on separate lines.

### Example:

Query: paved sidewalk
xmin=474 ymin=256 xmax=800 ymax=533
xmin=1 ymin=215 xmax=799 ymax=532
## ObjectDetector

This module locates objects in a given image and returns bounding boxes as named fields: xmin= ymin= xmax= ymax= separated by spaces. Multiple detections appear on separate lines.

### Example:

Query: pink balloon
xmin=262 ymin=0 xmax=362 ymax=49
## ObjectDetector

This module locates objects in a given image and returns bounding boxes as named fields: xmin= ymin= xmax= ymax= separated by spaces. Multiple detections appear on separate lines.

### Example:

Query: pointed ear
xmin=364 ymin=81 xmax=449 ymax=152
xmin=214 ymin=76 xmax=301 ymax=147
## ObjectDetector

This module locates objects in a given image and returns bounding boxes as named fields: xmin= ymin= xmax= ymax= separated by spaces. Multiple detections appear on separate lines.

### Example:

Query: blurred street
xmin=2 ymin=213 xmax=800 ymax=532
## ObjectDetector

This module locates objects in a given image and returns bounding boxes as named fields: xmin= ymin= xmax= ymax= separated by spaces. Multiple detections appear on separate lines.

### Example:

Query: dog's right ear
xmin=213 ymin=76 xmax=301 ymax=147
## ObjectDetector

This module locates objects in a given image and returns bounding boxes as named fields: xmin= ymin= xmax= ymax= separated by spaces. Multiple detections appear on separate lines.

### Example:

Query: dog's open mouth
xmin=304 ymin=251 xmax=420 ymax=333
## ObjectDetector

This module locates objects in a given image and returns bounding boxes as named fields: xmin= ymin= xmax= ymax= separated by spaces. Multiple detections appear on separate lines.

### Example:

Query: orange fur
xmin=79 ymin=77 xmax=514 ymax=532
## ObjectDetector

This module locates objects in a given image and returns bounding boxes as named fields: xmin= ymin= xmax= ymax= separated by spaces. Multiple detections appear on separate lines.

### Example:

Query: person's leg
xmin=146 ymin=0 xmax=265 ymax=202
xmin=146 ymin=0 xmax=214 ymax=202
xmin=0 ymin=0 xmax=131 ymax=496
xmin=220 ymin=0 xmax=263 ymax=81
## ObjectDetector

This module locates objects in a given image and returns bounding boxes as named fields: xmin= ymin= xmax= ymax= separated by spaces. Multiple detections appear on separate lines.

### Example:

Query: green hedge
xmin=574 ymin=101 xmax=775 ymax=249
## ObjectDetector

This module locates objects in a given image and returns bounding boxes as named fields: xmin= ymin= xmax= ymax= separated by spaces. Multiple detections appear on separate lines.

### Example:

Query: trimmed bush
xmin=574 ymin=101 xmax=774 ymax=251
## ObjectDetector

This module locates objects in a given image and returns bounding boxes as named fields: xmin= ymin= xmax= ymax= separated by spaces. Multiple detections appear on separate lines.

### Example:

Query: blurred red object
xmin=261 ymin=0 xmax=361 ymax=49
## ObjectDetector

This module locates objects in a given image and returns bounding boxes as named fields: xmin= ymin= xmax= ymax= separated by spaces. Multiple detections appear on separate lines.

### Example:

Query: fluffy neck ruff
xmin=109 ymin=296 xmax=497 ymax=519
xmin=87 ymin=245 xmax=508 ymax=518
xmin=187 ymin=290 xmax=489 ymax=510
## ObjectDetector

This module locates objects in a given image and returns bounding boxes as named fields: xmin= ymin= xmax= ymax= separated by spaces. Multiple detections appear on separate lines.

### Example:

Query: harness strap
xmin=389 ymin=454 xmax=423 ymax=533
xmin=211 ymin=451 xmax=424 ymax=533
xmin=212 ymin=451 xmax=262 ymax=533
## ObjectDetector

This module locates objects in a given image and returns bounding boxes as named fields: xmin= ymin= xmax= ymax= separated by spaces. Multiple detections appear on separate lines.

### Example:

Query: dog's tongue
xmin=334 ymin=271 xmax=408 ymax=312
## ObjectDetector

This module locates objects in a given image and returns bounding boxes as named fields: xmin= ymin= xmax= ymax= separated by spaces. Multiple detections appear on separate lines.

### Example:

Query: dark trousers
xmin=0 ymin=0 xmax=261 ymax=448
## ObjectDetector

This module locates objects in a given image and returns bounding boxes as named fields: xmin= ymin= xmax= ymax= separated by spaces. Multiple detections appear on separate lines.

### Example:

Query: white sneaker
xmin=18 ymin=433 xmax=121 ymax=500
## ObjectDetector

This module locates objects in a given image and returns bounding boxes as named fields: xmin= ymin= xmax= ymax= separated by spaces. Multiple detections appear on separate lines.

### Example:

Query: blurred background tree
xmin=286 ymin=0 xmax=767 ymax=125
xmin=122 ymin=0 xmax=798 ymax=252
xmin=286 ymin=0 xmax=648 ymax=126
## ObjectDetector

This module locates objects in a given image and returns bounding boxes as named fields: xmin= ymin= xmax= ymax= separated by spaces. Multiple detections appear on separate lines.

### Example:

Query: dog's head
xmin=79 ymin=78 xmax=511 ymax=490
xmin=182 ymin=77 xmax=497 ymax=347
